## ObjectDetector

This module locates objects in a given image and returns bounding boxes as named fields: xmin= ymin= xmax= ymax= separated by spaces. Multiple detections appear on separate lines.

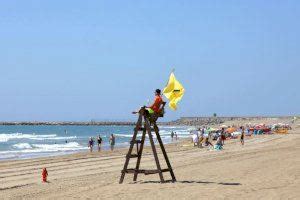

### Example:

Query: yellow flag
xmin=163 ymin=72 xmax=185 ymax=110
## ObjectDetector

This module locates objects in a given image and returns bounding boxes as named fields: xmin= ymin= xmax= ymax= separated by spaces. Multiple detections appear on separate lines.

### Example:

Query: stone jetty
xmin=0 ymin=121 xmax=135 ymax=126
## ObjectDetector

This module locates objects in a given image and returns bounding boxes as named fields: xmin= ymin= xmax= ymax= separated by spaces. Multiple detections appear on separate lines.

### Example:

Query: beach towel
xmin=214 ymin=145 xmax=223 ymax=151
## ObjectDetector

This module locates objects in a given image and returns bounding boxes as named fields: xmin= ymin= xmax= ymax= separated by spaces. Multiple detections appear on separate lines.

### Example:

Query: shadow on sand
xmin=131 ymin=180 xmax=241 ymax=186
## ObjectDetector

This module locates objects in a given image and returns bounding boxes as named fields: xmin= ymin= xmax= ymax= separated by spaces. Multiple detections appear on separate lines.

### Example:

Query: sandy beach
xmin=1 ymin=121 xmax=299 ymax=200
xmin=2 ymin=0 xmax=300 ymax=199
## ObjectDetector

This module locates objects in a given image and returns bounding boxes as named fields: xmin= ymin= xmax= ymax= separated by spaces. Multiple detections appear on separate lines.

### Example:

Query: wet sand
xmin=1 ymin=122 xmax=299 ymax=200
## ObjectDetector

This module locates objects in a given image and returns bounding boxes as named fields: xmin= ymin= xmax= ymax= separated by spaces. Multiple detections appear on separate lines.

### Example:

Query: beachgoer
xmin=97 ymin=135 xmax=103 ymax=152
xmin=216 ymin=135 xmax=223 ymax=146
xmin=240 ymin=126 xmax=245 ymax=145
xmin=88 ymin=137 xmax=94 ymax=152
xmin=175 ymin=132 xmax=178 ymax=140
xmin=221 ymin=128 xmax=226 ymax=145
xmin=204 ymin=137 xmax=213 ymax=147
xmin=42 ymin=168 xmax=48 ymax=183
xmin=214 ymin=135 xmax=223 ymax=150
xmin=198 ymin=129 xmax=204 ymax=148
xmin=192 ymin=130 xmax=199 ymax=147
xmin=171 ymin=131 xmax=174 ymax=141
xmin=109 ymin=134 xmax=115 ymax=151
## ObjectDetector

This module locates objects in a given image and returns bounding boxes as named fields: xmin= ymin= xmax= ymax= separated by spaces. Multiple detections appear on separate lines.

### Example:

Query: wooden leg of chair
xmin=119 ymin=115 xmax=142 ymax=184
xmin=144 ymin=117 xmax=165 ymax=183
xmin=133 ymin=128 xmax=146 ymax=181
xmin=154 ymin=125 xmax=177 ymax=182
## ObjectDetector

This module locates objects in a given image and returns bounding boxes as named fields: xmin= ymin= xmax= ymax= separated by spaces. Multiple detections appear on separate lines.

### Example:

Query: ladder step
xmin=135 ymin=127 xmax=156 ymax=132
xmin=126 ymin=154 xmax=140 ymax=158
xmin=130 ymin=140 xmax=142 ymax=144
xmin=123 ymin=168 xmax=170 ymax=175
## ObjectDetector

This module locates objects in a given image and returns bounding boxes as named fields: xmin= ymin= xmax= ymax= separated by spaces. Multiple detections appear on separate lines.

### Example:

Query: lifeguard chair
xmin=119 ymin=105 xmax=176 ymax=184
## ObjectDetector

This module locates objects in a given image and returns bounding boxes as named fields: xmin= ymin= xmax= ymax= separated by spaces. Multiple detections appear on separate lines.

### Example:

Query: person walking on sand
xmin=42 ymin=168 xmax=48 ymax=183
xmin=171 ymin=131 xmax=174 ymax=141
xmin=240 ymin=126 xmax=245 ymax=146
xmin=97 ymin=135 xmax=103 ymax=152
xmin=109 ymin=134 xmax=115 ymax=151
xmin=220 ymin=128 xmax=226 ymax=145
xmin=88 ymin=137 xmax=94 ymax=152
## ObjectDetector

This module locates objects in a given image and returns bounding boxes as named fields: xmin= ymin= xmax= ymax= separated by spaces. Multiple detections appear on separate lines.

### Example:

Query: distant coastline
xmin=0 ymin=116 xmax=296 ymax=126
xmin=0 ymin=121 xmax=136 ymax=126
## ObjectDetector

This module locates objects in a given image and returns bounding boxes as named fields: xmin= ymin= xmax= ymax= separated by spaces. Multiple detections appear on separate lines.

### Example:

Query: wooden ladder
xmin=119 ymin=108 xmax=176 ymax=184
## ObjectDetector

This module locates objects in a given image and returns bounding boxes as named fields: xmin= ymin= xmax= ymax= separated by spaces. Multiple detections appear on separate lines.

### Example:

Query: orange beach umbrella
xmin=226 ymin=127 xmax=237 ymax=134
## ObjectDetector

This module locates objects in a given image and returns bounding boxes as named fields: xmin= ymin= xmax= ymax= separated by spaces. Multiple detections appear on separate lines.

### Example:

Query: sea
xmin=0 ymin=125 xmax=192 ymax=160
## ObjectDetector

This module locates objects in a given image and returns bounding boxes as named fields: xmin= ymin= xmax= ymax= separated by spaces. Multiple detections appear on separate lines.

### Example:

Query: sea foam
xmin=0 ymin=133 xmax=76 ymax=142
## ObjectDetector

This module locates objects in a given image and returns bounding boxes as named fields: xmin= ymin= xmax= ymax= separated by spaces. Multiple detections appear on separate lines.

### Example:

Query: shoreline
xmin=0 ymin=124 xmax=191 ymax=161
xmin=0 ymin=138 xmax=185 ymax=162
xmin=0 ymin=138 xmax=186 ymax=164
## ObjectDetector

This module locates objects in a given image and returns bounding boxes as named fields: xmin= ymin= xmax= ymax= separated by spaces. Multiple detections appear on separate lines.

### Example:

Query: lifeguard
xmin=146 ymin=89 xmax=166 ymax=116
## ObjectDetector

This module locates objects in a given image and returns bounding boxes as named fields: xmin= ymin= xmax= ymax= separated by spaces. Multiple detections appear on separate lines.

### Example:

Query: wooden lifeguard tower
xmin=119 ymin=106 xmax=176 ymax=183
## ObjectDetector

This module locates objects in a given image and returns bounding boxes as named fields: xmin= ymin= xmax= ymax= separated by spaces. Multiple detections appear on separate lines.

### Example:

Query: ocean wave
xmin=114 ymin=133 xmax=144 ymax=138
xmin=13 ymin=143 xmax=33 ymax=149
xmin=33 ymin=136 xmax=77 ymax=141
xmin=159 ymin=126 xmax=188 ymax=129
xmin=0 ymin=133 xmax=77 ymax=142
xmin=113 ymin=130 xmax=191 ymax=139
xmin=159 ymin=130 xmax=191 ymax=135
xmin=30 ymin=142 xmax=86 ymax=152
xmin=8 ymin=142 xmax=86 ymax=154
xmin=0 ymin=142 xmax=87 ymax=160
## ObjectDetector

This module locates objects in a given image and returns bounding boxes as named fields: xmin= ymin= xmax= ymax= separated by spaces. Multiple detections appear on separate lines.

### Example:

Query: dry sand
xmin=1 ymin=121 xmax=299 ymax=200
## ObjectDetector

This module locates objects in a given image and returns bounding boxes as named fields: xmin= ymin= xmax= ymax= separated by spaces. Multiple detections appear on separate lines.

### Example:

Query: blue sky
xmin=0 ymin=1 xmax=299 ymax=121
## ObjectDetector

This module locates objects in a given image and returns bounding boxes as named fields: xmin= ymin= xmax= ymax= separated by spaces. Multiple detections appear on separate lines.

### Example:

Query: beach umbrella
xmin=226 ymin=127 xmax=236 ymax=134
xmin=220 ymin=125 xmax=227 ymax=128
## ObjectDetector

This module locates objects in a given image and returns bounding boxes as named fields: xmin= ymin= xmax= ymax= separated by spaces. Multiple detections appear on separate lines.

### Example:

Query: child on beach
xmin=42 ymin=168 xmax=48 ymax=183
xmin=88 ymin=137 xmax=94 ymax=152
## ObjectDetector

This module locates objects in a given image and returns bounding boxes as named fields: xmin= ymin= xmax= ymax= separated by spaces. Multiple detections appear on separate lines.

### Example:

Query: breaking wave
xmin=0 ymin=133 xmax=77 ymax=142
